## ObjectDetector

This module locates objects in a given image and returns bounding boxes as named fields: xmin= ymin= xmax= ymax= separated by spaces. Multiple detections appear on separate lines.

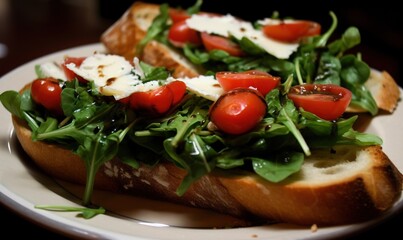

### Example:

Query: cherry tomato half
xmin=201 ymin=32 xmax=244 ymax=57
xmin=262 ymin=20 xmax=321 ymax=42
xmin=169 ymin=9 xmax=222 ymax=24
xmin=216 ymin=70 xmax=280 ymax=96
xmin=166 ymin=80 xmax=187 ymax=105
xmin=168 ymin=20 xmax=201 ymax=48
xmin=129 ymin=81 xmax=187 ymax=115
xmin=288 ymin=84 xmax=352 ymax=121
xmin=169 ymin=9 xmax=191 ymax=23
xmin=31 ymin=77 xmax=63 ymax=116
xmin=61 ymin=57 xmax=86 ymax=83
xmin=209 ymin=88 xmax=267 ymax=135
xmin=130 ymin=86 xmax=173 ymax=115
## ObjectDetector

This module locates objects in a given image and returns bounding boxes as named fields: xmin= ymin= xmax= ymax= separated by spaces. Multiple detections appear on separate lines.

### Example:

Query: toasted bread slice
xmin=101 ymin=2 xmax=201 ymax=78
xmin=12 ymin=115 xmax=402 ymax=226
xmin=101 ymin=1 xmax=401 ymax=113
xmin=142 ymin=40 xmax=202 ymax=78
xmin=100 ymin=1 xmax=159 ymax=60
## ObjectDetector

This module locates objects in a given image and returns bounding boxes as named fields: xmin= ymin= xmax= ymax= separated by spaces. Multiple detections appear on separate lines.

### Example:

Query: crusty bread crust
xmin=142 ymin=41 xmax=201 ymax=78
xmin=220 ymin=146 xmax=403 ymax=225
xmin=12 ymin=114 xmax=403 ymax=226
xmin=366 ymin=70 xmax=401 ymax=112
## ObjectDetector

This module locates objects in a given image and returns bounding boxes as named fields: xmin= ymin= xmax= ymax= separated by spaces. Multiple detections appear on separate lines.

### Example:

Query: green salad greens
xmin=141 ymin=0 xmax=378 ymax=115
xmin=0 ymin=66 xmax=381 ymax=218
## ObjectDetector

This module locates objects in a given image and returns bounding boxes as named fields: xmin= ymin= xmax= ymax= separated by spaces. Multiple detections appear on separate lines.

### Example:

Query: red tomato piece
xmin=168 ymin=20 xmax=201 ymax=48
xmin=118 ymin=96 xmax=130 ymax=105
xmin=129 ymin=81 xmax=186 ymax=115
xmin=129 ymin=85 xmax=174 ymax=115
xmin=31 ymin=77 xmax=63 ymax=116
xmin=61 ymin=57 xmax=86 ymax=83
xmin=209 ymin=88 xmax=267 ymax=135
xmin=169 ymin=9 xmax=221 ymax=23
xmin=124 ymin=81 xmax=186 ymax=115
xmin=262 ymin=20 xmax=321 ymax=42
xmin=216 ymin=70 xmax=280 ymax=96
xmin=169 ymin=9 xmax=191 ymax=23
xmin=201 ymin=32 xmax=244 ymax=57
xmin=288 ymin=84 xmax=352 ymax=120
xmin=166 ymin=81 xmax=187 ymax=105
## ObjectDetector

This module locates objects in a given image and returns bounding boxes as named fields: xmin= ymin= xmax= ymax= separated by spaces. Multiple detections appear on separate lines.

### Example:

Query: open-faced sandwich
xmin=0 ymin=0 xmax=402 ymax=228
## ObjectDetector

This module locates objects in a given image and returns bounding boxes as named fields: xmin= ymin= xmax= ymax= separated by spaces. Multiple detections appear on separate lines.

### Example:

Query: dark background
xmin=1 ymin=0 xmax=402 ymax=239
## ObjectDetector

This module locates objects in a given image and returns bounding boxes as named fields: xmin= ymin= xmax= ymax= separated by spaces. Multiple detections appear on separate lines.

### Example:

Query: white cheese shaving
xmin=174 ymin=75 xmax=224 ymax=101
xmin=37 ymin=62 xmax=66 ymax=80
xmin=66 ymin=54 xmax=160 ymax=100
xmin=256 ymin=18 xmax=296 ymax=26
xmin=185 ymin=14 xmax=299 ymax=59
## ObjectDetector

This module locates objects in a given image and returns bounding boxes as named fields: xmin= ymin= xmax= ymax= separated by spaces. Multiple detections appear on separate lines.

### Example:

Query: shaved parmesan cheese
xmin=185 ymin=14 xmax=298 ymax=59
xmin=66 ymin=54 xmax=160 ymax=100
xmin=65 ymin=54 xmax=225 ymax=102
xmin=36 ymin=62 xmax=66 ymax=80
xmin=256 ymin=18 xmax=296 ymax=26
xmin=175 ymin=75 xmax=224 ymax=101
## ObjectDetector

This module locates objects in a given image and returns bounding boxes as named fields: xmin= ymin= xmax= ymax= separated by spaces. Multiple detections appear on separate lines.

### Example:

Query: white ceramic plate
xmin=1 ymin=43 xmax=402 ymax=240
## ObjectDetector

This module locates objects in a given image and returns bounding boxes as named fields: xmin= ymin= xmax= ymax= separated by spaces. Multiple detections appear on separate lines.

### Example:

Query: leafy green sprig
xmin=35 ymin=205 xmax=106 ymax=219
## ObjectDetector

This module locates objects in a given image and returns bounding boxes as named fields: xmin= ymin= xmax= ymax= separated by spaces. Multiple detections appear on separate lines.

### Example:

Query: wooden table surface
xmin=1 ymin=0 xmax=402 ymax=239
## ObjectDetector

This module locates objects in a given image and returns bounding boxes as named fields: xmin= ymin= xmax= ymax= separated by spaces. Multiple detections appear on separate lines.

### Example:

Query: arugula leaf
xmin=0 ymin=90 xmax=41 ymax=130
xmin=186 ymin=0 xmax=203 ymax=14
xmin=328 ymin=27 xmax=361 ymax=56
xmin=348 ymin=86 xmax=378 ymax=115
xmin=35 ymin=117 xmax=58 ymax=135
xmin=20 ymin=89 xmax=37 ymax=113
xmin=116 ymin=138 xmax=140 ymax=169
xmin=215 ymin=151 xmax=245 ymax=169
xmin=183 ymin=44 xmax=210 ymax=64
xmin=35 ymin=205 xmax=105 ymax=219
xmin=136 ymin=4 xmax=170 ymax=56
xmin=279 ymin=101 xmax=311 ymax=156
xmin=339 ymin=54 xmax=377 ymax=115
xmin=35 ymin=64 xmax=46 ymax=78
xmin=266 ymin=89 xmax=310 ymax=155
xmin=340 ymin=54 xmax=370 ymax=85
xmin=315 ymin=11 xmax=338 ymax=48
xmin=131 ymin=97 xmax=214 ymax=195
xmin=139 ymin=61 xmax=170 ymax=82
xmin=61 ymin=81 xmax=94 ymax=117
xmin=166 ymin=133 xmax=217 ymax=196
xmin=314 ymin=53 xmax=341 ymax=85
xmin=208 ymin=49 xmax=231 ymax=61
xmin=252 ymin=152 xmax=304 ymax=182
xmin=0 ymin=90 xmax=24 ymax=119
xmin=338 ymin=128 xmax=382 ymax=146
xmin=238 ymin=37 xmax=266 ymax=55
xmin=77 ymin=130 xmax=122 ymax=205
xmin=300 ymin=110 xmax=356 ymax=136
